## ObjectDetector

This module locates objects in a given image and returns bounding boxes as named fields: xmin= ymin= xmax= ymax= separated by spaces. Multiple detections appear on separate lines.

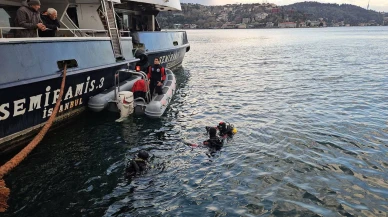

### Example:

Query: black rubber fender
xmin=186 ymin=45 xmax=191 ymax=52
xmin=134 ymin=49 xmax=148 ymax=66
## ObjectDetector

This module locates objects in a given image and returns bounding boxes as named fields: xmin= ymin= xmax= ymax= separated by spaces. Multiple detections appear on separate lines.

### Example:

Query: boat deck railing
xmin=0 ymin=27 xmax=131 ymax=39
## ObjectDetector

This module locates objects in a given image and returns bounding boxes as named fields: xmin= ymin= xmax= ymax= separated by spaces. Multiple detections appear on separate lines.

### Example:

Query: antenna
xmin=367 ymin=0 xmax=370 ymax=10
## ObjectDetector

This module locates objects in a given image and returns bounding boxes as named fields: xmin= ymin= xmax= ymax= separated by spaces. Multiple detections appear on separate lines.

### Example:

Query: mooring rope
xmin=0 ymin=64 xmax=67 ymax=212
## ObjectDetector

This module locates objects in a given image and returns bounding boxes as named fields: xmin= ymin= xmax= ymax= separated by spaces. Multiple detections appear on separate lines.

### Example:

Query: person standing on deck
xmin=39 ymin=8 xmax=60 ymax=37
xmin=15 ymin=0 xmax=46 ymax=38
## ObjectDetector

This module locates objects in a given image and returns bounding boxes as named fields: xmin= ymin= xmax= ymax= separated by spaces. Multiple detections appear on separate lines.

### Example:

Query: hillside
xmin=284 ymin=2 xmax=384 ymax=26
xmin=157 ymin=2 xmax=387 ymax=29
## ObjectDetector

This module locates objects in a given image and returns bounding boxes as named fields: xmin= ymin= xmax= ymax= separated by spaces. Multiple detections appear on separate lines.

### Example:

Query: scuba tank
xmin=217 ymin=122 xmax=237 ymax=136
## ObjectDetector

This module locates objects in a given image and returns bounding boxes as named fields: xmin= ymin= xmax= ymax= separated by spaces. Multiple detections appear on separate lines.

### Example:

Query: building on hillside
xmin=384 ymin=17 xmax=388 ymax=25
xmin=217 ymin=13 xmax=228 ymax=22
xmin=298 ymin=22 xmax=307 ymax=28
xmin=242 ymin=18 xmax=251 ymax=24
xmin=278 ymin=22 xmax=296 ymax=28
xmin=237 ymin=24 xmax=247 ymax=29
xmin=266 ymin=22 xmax=274 ymax=27
xmin=183 ymin=24 xmax=197 ymax=29
xmin=173 ymin=24 xmax=182 ymax=29
xmin=278 ymin=22 xmax=297 ymax=28
xmin=307 ymin=20 xmax=321 ymax=27
xmin=255 ymin=12 xmax=268 ymax=20
xmin=271 ymin=8 xmax=280 ymax=13
xmin=221 ymin=23 xmax=237 ymax=29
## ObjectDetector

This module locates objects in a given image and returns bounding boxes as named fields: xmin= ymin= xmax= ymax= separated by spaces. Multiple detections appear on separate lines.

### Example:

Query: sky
xmin=180 ymin=0 xmax=388 ymax=12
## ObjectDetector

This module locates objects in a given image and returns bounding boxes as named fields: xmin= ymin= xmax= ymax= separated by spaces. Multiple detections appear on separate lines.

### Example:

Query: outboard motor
xmin=116 ymin=91 xmax=134 ymax=122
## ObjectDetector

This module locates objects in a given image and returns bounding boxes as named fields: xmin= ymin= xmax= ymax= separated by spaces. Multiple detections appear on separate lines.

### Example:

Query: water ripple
xmin=3 ymin=27 xmax=388 ymax=217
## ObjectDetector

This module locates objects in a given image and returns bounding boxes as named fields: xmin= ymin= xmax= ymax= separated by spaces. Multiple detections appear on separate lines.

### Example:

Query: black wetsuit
xmin=218 ymin=124 xmax=234 ymax=137
xmin=203 ymin=136 xmax=224 ymax=151
xmin=206 ymin=125 xmax=234 ymax=138
xmin=125 ymin=158 xmax=148 ymax=177
xmin=147 ymin=65 xmax=165 ymax=95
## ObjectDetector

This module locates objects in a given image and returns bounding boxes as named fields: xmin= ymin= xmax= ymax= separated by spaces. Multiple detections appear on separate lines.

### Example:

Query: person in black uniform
xmin=125 ymin=150 xmax=150 ymax=178
xmin=147 ymin=58 xmax=166 ymax=95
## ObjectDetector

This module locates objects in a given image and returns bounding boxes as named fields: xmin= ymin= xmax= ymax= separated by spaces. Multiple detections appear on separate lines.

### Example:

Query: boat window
xmin=57 ymin=60 xmax=78 ymax=70
xmin=122 ymin=14 xmax=131 ymax=31
xmin=0 ymin=6 xmax=18 ymax=38
xmin=173 ymin=41 xmax=178 ymax=46
xmin=66 ymin=6 xmax=79 ymax=28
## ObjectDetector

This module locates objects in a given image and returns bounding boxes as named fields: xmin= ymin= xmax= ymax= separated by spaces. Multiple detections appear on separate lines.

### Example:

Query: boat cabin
xmin=0 ymin=0 xmax=181 ymax=38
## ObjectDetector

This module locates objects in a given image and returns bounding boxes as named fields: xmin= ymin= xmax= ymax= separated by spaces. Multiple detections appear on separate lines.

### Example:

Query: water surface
xmin=3 ymin=27 xmax=388 ymax=217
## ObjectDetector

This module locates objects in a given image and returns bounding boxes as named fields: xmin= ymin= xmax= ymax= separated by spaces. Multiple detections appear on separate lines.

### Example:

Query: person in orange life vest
xmin=131 ymin=79 xmax=148 ymax=100
xmin=147 ymin=58 xmax=166 ymax=95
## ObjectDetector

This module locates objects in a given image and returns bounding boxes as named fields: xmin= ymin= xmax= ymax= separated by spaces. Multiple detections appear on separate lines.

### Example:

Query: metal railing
xmin=57 ymin=28 xmax=108 ymax=37
xmin=0 ymin=27 xmax=39 ymax=38
xmin=0 ymin=27 xmax=131 ymax=38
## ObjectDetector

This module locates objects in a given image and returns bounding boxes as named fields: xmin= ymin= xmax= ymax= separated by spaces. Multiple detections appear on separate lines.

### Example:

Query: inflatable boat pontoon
xmin=87 ymin=68 xmax=176 ymax=120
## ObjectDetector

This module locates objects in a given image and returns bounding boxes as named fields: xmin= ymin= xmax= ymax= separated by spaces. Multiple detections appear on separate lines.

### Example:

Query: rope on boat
xmin=0 ymin=64 xmax=67 ymax=212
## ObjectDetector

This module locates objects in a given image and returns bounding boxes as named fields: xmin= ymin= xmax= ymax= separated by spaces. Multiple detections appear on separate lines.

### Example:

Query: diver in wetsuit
xmin=206 ymin=122 xmax=237 ymax=138
xmin=217 ymin=122 xmax=236 ymax=137
xmin=125 ymin=150 xmax=150 ymax=178
xmin=203 ymin=127 xmax=224 ymax=153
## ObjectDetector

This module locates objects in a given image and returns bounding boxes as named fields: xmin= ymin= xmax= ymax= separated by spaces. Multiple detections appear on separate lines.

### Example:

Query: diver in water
xmin=203 ymin=127 xmax=224 ymax=152
xmin=186 ymin=127 xmax=223 ymax=152
xmin=125 ymin=150 xmax=150 ymax=178
xmin=206 ymin=121 xmax=237 ymax=138
xmin=185 ymin=123 xmax=237 ymax=156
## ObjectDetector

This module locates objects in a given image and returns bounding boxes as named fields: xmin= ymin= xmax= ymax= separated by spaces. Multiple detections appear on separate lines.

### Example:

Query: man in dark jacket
xmin=15 ymin=0 xmax=46 ymax=38
xmin=39 ymin=8 xmax=60 ymax=37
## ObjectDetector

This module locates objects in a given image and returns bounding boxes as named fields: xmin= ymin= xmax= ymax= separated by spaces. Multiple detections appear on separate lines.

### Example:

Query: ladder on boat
xmin=100 ymin=0 xmax=123 ymax=60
